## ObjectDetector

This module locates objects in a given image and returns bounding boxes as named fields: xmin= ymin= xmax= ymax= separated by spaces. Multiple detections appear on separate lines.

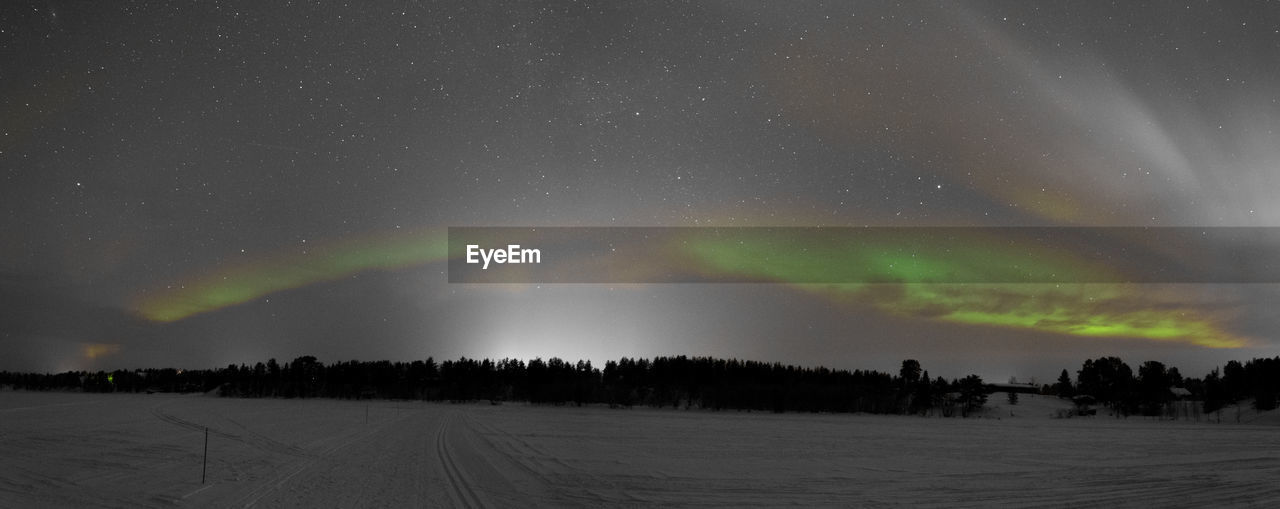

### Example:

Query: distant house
xmin=1170 ymin=387 xmax=1192 ymax=399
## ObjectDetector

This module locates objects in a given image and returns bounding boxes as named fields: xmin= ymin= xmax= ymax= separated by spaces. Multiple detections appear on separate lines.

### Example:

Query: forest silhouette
xmin=4 ymin=355 xmax=1279 ymax=418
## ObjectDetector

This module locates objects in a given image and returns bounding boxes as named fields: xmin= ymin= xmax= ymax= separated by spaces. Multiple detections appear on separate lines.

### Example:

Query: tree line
xmin=1047 ymin=356 xmax=1280 ymax=417
xmin=2 ymin=356 xmax=991 ymax=415
xmin=4 ymin=355 xmax=1278 ymax=417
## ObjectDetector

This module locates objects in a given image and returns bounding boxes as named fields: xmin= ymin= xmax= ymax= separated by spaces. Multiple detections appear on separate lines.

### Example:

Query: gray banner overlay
xmin=447 ymin=227 xmax=1280 ymax=284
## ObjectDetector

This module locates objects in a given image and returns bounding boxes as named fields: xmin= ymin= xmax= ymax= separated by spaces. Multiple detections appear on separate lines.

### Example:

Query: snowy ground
xmin=2 ymin=391 xmax=1279 ymax=508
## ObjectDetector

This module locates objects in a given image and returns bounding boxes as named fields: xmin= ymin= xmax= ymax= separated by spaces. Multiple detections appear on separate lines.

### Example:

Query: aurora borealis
xmin=133 ymin=228 xmax=449 ymax=322
xmin=4 ymin=1 xmax=1280 ymax=380
xmin=444 ymin=227 xmax=1250 ymax=349
xmin=675 ymin=229 xmax=1248 ymax=349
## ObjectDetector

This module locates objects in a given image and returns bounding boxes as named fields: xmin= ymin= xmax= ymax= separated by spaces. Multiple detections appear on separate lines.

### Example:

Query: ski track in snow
xmin=436 ymin=411 xmax=484 ymax=508
xmin=2 ymin=391 xmax=1279 ymax=508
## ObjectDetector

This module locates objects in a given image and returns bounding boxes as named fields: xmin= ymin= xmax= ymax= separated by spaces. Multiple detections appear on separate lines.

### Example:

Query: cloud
xmin=0 ymin=272 xmax=150 ymax=370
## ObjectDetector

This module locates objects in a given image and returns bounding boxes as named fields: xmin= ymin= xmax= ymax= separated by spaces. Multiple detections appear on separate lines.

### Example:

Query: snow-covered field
xmin=2 ymin=391 xmax=1278 ymax=508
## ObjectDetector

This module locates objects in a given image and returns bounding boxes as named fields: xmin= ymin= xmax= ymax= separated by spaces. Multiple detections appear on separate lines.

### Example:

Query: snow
xmin=2 ymin=391 xmax=1279 ymax=507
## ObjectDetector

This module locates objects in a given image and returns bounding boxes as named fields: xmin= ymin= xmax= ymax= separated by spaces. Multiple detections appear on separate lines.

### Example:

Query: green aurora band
xmin=680 ymin=231 xmax=1246 ymax=348
xmin=133 ymin=229 xmax=449 ymax=322
xmin=679 ymin=228 xmax=1122 ymax=284
xmin=133 ymin=226 xmax=1247 ymax=349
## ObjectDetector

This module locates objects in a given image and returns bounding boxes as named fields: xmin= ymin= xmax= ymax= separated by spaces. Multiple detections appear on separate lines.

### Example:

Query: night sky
xmin=4 ymin=1 xmax=1280 ymax=382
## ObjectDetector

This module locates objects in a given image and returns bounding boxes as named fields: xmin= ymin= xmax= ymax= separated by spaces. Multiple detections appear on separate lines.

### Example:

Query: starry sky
xmin=4 ymin=0 xmax=1280 ymax=382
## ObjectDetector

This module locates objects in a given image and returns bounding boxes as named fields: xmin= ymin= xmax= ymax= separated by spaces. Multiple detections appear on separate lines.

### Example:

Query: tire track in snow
xmin=923 ymin=463 xmax=1280 ymax=509
xmin=467 ymin=412 xmax=639 ymax=505
xmin=149 ymin=402 xmax=235 ymax=438
xmin=149 ymin=399 xmax=399 ymax=508
xmin=234 ymin=410 xmax=402 ymax=508
xmin=225 ymin=417 xmax=308 ymax=457
xmin=436 ymin=411 xmax=486 ymax=508
xmin=149 ymin=402 xmax=307 ymax=458
xmin=469 ymin=418 xmax=560 ymax=482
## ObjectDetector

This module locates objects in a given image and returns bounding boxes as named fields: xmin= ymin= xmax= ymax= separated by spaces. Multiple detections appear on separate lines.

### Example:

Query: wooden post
xmin=202 ymin=427 xmax=209 ymax=484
